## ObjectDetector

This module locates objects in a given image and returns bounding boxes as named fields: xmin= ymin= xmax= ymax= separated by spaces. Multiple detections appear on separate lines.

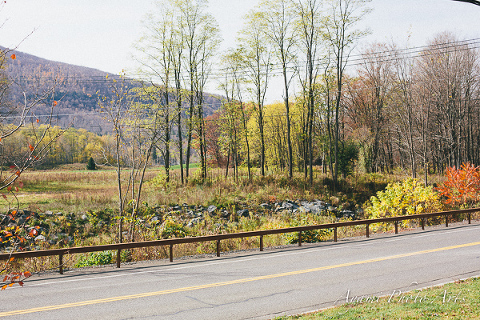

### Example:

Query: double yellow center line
xmin=2 ymin=240 xmax=480 ymax=317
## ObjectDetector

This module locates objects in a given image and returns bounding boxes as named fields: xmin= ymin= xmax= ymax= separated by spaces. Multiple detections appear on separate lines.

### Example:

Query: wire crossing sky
xmin=1 ymin=0 xmax=479 ymax=102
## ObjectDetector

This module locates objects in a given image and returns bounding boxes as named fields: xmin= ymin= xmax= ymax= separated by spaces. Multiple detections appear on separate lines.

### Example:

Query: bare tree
xmin=292 ymin=0 xmax=323 ymax=184
xmin=323 ymin=0 xmax=371 ymax=184
xmin=345 ymin=43 xmax=395 ymax=173
xmin=238 ymin=10 xmax=273 ymax=177
xmin=258 ymin=0 xmax=298 ymax=178
xmin=178 ymin=0 xmax=221 ymax=182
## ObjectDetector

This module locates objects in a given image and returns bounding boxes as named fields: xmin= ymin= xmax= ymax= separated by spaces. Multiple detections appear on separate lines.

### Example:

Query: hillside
xmin=3 ymin=48 xmax=223 ymax=134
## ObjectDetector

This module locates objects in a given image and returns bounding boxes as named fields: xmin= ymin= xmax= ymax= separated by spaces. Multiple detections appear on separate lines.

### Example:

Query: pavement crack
xmin=164 ymin=289 xmax=295 ymax=317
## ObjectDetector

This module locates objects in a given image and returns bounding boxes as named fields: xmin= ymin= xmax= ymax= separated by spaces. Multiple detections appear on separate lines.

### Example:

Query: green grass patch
xmin=168 ymin=163 xmax=200 ymax=170
xmin=276 ymin=277 xmax=480 ymax=319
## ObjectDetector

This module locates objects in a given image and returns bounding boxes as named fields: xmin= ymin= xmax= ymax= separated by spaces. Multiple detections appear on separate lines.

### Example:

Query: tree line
xmin=126 ymin=0 xmax=480 ymax=189
xmin=128 ymin=0 xmax=372 ymax=187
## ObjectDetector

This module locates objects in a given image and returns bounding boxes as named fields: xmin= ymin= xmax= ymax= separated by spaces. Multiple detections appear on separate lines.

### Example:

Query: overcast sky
xmin=1 ymin=0 xmax=479 ymax=102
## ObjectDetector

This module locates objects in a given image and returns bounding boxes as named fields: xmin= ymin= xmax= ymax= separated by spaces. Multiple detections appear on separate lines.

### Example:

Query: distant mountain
xmin=3 ymin=48 xmax=223 ymax=134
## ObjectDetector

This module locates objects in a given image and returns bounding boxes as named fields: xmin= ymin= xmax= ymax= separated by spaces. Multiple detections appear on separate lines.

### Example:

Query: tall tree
xmin=323 ymin=0 xmax=371 ymax=184
xmin=257 ymin=0 xmax=297 ymax=178
xmin=346 ymin=43 xmax=394 ymax=173
xmin=292 ymin=0 xmax=323 ymax=185
xmin=417 ymin=33 xmax=478 ymax=171
xmin=238 ymin=11 xmax=272 ymax=176
xmin=220 ymin=49 xmax=252 ymax=181
xmin=99 ymin=74 xmax=131 ymax=243
xmin=135 ymin=4 xmax=177 ymax=183
xmin=178 ymin=0 xmax=221 ymax=182
xmin=391 ymin=43 xmax=420 ymax=178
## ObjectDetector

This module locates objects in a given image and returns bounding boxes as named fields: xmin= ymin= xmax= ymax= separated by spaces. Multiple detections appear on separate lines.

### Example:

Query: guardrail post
xmin=366 ymin=224 xmax=370 ymax=238
xmin=394 ymin=221 xmax=398 ymax=234
xmin=169 ymin=244 xmax=173 ymax=262
xmin=334 ymin=227 xmax=338 ymax=242
xmin=421 ymin=218 xmax=425 ymax=230
xmin=216 ymin=240 xmax=221 ymax=257
xmin=468 ymin=213 xmax=471 ymax=224
xmin=59 ymin=253 xmax=63 ymax=274
xmin=298 ymin=231 xmax=302 ymax=246
xmin=116 ymin=249 xmax=121 ymax=268
xmin=446 ymin=215 xmax=449 ymax=227
xmin=260 ymin=235 xmax=264 ymax=251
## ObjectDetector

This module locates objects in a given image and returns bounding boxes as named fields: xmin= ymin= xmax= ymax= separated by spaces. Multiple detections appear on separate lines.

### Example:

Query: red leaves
xmin=10 ymin=54 xmax=16 ymax=60
xmin=1 ymin=271 xmax=32 ymax=290
xmin=28 ymin=144 xmax=34 ymax=152
xmin=53 ymin=101 xmax=58 ymax=106
xmin=28 ymin=228 xmax=38 ymax=237
xmin=435 ymin=162 xmax=480 ymax=206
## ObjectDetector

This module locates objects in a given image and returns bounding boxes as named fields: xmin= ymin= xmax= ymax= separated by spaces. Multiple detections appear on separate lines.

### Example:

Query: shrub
xmin=149 ymin=172 xmax=168 ymax=188
xmin=75 ymin=250 xmax=113 ymax=267
xmin=364 ymin=178 xmax=443 ymax=227
xmin=161 ymin=219 xmax=188 ymax=238
xmin=435 ymin=162 xmax=480 ymax=207
xmin=284 ymin=217 xmax=332 ymax=244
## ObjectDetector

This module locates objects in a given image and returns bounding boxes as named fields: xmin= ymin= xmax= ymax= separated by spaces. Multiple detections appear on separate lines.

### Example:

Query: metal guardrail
xmin=1 ymin=208 xmax=478 ymax=274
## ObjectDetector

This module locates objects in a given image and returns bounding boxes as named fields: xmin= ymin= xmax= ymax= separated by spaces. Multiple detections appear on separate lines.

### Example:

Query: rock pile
xmin=1 ymin=199 xmax=362 ymax=252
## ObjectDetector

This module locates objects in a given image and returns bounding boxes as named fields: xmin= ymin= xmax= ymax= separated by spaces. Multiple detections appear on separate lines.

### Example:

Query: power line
xmin=8 ymin=37 xmax=480 ymax=85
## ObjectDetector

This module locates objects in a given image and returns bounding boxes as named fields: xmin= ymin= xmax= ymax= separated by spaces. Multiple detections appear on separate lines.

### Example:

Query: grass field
xmin=276 ymin=277 xmax=480 ymax=319
xmin=1 ymin=163 xmax=391 ymax=214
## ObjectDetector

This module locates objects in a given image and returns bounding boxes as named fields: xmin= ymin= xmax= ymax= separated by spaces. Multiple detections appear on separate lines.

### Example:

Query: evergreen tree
xmin=86 ymin=157 xmax=96 ymax=170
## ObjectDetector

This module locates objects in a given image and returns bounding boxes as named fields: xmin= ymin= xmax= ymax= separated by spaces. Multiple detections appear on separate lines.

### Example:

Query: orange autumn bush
xmin=435 ymin=163 xmax=480 ymax=207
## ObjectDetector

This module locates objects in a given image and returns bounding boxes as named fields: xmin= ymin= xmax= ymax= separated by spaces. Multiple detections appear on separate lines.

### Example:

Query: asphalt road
xmin=1 ymin=221 xmax=480 ymax=319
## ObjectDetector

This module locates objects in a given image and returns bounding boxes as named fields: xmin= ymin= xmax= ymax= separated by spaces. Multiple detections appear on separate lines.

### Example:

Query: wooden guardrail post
xmin=298 ymin=231 xmax=302 ymax=246
xmin=446 ymin=215 xmax=449 ymax=227
xmin=216 ymin=240 xmax=221 ymax=257
xmin=116 ymin=249 xmax=121 ymax=268
xmin=334 ymin=227 xmax=338 ymax=242
xmin=366 ymin=224 xmax=370 ymax=238
xmin=394 ymin=221 xmax=398 ymax=234
xmin=421 ymin=218 xmax=425 ymax=230
xmin=260 ymin=235 xmax=264 ymax=251
xmin=59 ymin=253 xmax=63 ymax=275
xmin=468 ymin=213 xmax=471 ymax=224
xmin=169 ymin=244 xmax=173 ymax=262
